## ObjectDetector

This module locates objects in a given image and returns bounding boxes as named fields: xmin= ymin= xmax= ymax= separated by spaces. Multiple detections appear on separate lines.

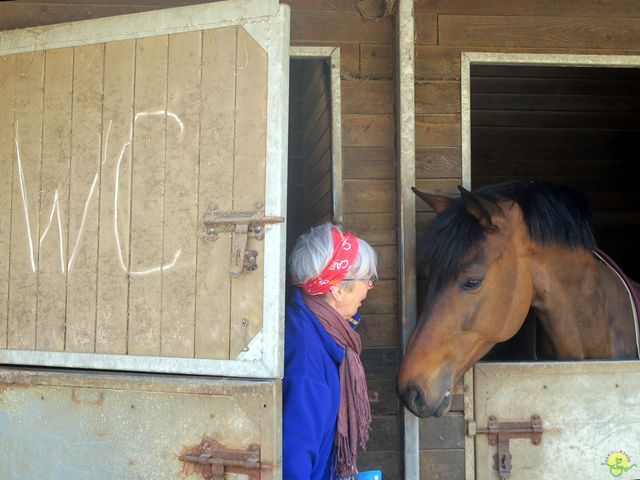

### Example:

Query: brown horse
xmin=397 ymin=180 xmax=639 ymax=418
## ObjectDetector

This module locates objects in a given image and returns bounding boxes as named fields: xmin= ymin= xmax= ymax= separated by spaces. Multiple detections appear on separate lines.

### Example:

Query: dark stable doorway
xmin=471 ymin=64 xmax=640 ymax=361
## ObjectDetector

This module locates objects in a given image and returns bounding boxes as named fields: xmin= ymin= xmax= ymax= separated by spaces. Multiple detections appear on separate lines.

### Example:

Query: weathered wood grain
xmin=416 ymin=0 xmax=640 ymax=17
xmin=416 ymin=81 xmax=461 ymax=114
xmin=8 ymin=51 xmax=45 ymax=350
xmin=66 ymin=44 xmax=104 ymax=353
xmin=360 ymin=44 xmax=394 ymax=79
xmin=414 ymin=13 xmax=438 ymax=45
xmin=160 ymin=30 xmax=201 ymax=358
xmin=440 ymin=15 xmax=640 ymax=50
xmin=127 ymin=35 xmax=167 ymax=356
xmin=366 ymin=378 xmax=400 ymax=415
xmin=360 ymin=279 xmax=396 ymax=315
xmin=416 ymin=115 xmax=461 ymax=148
xmin=359 ymin=313 xmax=398 ymax=348
xmin=195 ymin=26 xmax=236 ymax=360
xmin=361 ymin=346 xmax=399 ymax=380
xmin=367 ymin=415 xmax=402 ymax=451
xmin=343 ymin=179 xmax=395 ymax=214
xmin=291 ymin=10 xmax=392 ymax=44
xmin=95 ymin=39 xmax=135 ymax=355
xmin=420 ymin=448 xmax=465 ymax=480
xmin=343 ymin=114 xmax=395 ymax=147
xmin=415 ymin=46 xmax=462 ymax=79
xmin=416 ymin=147 xmax=462 ymax=179
xmin=36 ymin=47 xmax=72 ymax=352
xmin=342 ymin=79 xmax=393 ymax=114
xmin=343 ymin=146 xmax=396 ymax=179
xmin=344 ymin=212 xmax=397 ymax=246
xmin=0 ymin=54 xmax=16 ymax=349
xmin=419 ymin=413 xmax=465 ymax=449
xmin=229 ymin=27 xmax=267 ymax=359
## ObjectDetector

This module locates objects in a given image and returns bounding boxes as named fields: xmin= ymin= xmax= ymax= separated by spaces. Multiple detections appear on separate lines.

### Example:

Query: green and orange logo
xmin=602 ymin=451 xmax=637 ymax=477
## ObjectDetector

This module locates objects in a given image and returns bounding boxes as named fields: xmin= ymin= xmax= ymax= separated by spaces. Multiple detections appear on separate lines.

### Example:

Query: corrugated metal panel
xmin=0 ymin=367 xmax=280 ymax=479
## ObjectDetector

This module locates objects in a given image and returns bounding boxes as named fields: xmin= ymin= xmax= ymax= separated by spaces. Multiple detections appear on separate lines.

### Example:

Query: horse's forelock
xmin=417 ymin=203 xmax=486 ymax=316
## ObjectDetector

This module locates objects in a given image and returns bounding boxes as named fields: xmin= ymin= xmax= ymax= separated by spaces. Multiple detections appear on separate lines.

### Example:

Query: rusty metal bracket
xmin=202 ymin=204 xmax=284 ymax=277
xmin=179 ymin=442 xmax=261 ymax=480
xmin=471 ymin=414 xmax=542 ymax=480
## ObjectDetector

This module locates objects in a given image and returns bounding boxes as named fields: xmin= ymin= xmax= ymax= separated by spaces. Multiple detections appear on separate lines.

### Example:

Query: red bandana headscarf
xmin=300 ymin=227 xmax=359 ymax=295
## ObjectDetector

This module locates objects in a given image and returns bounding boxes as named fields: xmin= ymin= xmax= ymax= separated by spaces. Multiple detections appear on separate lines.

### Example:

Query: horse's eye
xmin=460 ymin=277 xmax=483 ymax=291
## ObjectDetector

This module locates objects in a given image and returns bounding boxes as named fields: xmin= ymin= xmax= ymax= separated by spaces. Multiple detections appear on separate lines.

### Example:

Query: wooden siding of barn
xmin=0 ymin=0 xmax=403 ymax=477
xmin=415 ymin=1 xmax=640 ymax=478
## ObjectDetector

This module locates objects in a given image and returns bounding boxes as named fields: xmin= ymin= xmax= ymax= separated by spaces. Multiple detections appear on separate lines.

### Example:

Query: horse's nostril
xmin=403 ymin=385 xmax=425 ymax=414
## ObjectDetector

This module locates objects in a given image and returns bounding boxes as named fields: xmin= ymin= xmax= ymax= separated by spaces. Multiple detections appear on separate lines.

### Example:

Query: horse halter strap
xmin=300 ymin=228 xmax=359 ymax=296
xmin=593 ymin=250 xmax=640 ymax=357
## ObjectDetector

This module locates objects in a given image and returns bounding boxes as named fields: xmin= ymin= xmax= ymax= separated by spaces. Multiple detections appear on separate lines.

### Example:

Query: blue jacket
xmin=283 ymin=287 xmax=345 ymax=479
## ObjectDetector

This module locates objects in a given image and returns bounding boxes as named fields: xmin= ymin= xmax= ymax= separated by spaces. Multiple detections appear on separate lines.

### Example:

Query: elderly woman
xmin=283 ymin=223 xmax=378 ymax=480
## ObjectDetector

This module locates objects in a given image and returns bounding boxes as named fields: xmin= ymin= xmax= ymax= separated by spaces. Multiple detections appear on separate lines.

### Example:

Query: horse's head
xmin=397 ymin=186 xmax=534 ymax=417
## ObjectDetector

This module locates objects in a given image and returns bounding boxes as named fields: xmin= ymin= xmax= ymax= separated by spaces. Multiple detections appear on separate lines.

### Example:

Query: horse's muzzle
xmin=398 ymin=384 xmax=451 ymax=418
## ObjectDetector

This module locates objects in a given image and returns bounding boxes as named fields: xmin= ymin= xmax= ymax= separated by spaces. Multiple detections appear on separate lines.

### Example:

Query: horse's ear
xmin=458 ymin=185 xmax=504 ymax=232
xmin=411 ymin=186 xmax=453 ymax=215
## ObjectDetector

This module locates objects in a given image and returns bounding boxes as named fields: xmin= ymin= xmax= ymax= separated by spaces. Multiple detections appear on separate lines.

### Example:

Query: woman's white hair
xmin=289 ymin=223 xmax=378 ymax=286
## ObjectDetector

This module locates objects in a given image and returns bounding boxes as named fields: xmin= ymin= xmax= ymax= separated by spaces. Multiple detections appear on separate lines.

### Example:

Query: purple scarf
xmin=303 ymin=293 xmax=372 ymax=479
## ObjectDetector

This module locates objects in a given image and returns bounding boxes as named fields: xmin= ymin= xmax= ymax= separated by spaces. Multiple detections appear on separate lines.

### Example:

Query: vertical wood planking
xmin=128 ymin=35 xmax=167 ymax=356
xmin=95 ymin=39 xmax=135 ymax=354
xmin=161 ymin=31 xmax=201 ymax=358
xmin=230 ymin=27 xmax=267 ymax=359
xmin=66 ymin=44 xmax=104 ymax=353
xmin=36 ymin=47 xmax=73 ymax=351
xmin=195 ymin=27 xmax=236 ymax=360
xmin=8 ymin=51 xmax=45 ymax=350
xmin=0 ymin=55 xmax=16 ymax=349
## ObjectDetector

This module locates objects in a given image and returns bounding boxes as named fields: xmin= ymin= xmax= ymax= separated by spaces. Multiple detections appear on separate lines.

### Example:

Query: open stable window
xmin=467 ymin=60 xmax=640 ymax=280
xmin=287 ymin=47 xmax=341 ymax=261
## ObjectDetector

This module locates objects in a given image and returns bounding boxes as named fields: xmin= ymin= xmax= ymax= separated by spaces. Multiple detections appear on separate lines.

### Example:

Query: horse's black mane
xmin=417 ymin=180 xmax=596 ymax=309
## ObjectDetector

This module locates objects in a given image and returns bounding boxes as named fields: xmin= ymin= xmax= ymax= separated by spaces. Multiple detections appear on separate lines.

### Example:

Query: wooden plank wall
xmin=1 ymin=0 xmax=403 ymax=476
xmin=415 ymin=1 xmax=640 ymax=478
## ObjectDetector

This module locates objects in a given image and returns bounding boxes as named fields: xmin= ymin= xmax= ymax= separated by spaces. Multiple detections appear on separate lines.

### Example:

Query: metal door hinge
xmin=202 ymin=204 xmax=284 ymax=277
xmin=179 ymin=440 xmax=261 ymax=480
xmin=468 ymin=414 xmax=543 ymax=480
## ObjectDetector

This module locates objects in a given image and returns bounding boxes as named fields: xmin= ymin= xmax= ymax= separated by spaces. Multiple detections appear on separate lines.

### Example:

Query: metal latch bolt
xmin=468 ymin=414 xmax=543 ymax=480
xmin=202 ymin=204 xmax=284 ymax=277
xmin=179 ymin=442 xmax=261 ymax=480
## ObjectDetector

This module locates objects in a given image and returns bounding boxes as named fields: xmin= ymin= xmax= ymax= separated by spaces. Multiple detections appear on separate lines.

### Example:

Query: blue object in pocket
xmin=357 ymin=470 xmax=382 ymax=480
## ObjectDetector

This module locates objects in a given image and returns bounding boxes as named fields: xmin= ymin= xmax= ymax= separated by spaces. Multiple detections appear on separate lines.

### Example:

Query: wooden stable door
xmin=0 ymin=0 xmax=288 ymax=377
xmin=0 ymin=1 xmax=289 ymax=478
